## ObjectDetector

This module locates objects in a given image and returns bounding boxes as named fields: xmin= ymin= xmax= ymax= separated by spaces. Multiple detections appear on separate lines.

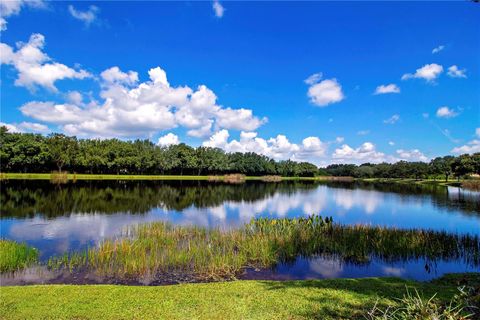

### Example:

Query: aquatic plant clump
xmin=0 ymin=240 xmax=39 ymax=273
xmin=47 ymin=216 xmax=480 ymax=281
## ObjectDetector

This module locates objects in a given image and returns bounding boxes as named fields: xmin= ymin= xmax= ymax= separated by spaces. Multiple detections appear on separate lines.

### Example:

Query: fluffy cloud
xmin=436 ymin=106 xmax=458 ymax=118
xmin=332 ymin=142 xmax=395 ymax=164
xmin=383 ymin=114 xmax=400 ymax=124
xmin=374 ymin=84 xmax=400 ymax=95
xmin=157 ymin=133 xmax=180 ymax=147
xmin=396 ymin=149 xmax=428 ymax=162
xmin=451 ymin=128 xmax=480 ymax=154
xmin=212 ymin=1 xmax=225 ymax=18
xmin=0 ymin=0 xmax=45 ymax=31
xmin=68 ymin=5 xmax=100 ymax=27
xmin=100 ymin=66 xmax=138 ymax=86
xmin=451 ymin=140 xmax=480 ymax=154
xmin=0 ymin=121 xmax=49 ymax=133
xmin=447 ymin=65 xmax=467 ymax=78
xmin=202 ymin=130 xmax=327 ymax=161
xmin=306 ymin=76 xmax=344 ymax=107
xmin=0 ymin=33 xmax=91 ymax=91
xmin=401 ymin=63 xmax=443 ymax=82
xmin=19 ymin=65 xmax=266 ymax=138
xmin=432 ymin=45 xmax=445 ymax=54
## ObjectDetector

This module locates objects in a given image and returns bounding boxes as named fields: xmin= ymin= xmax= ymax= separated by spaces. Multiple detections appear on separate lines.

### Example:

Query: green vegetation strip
xmin=0 ymin=240 xmax=38 ymax=273
xmin=48 ymin=216 xmax=480 ymax=281
xmin=0 ymin=172 xmax=334 ymax=181
xmin=1 ymin=274 xmax=477 ymax=320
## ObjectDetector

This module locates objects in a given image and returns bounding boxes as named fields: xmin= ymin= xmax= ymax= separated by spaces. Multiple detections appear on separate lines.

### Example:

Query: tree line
xmin=323 ymin=154 xmax=480 ymax=181
xmin=1 ymin=127 xmax=479 ymax=179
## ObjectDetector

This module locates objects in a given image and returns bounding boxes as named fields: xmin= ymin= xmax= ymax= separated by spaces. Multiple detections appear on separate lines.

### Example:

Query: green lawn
xmin=2 ymin=274 xmax=476 ymax=320
xmin=0 ymin=173 xmax=330 ymax=181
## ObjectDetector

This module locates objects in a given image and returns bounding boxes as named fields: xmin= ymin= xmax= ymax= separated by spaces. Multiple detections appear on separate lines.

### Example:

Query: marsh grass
xmin=261 ymin=175 xmax=283 ymax=182
xmin=48 ymin=216 xmax=480 ymax=281
xmin=50 ymin=171 xmax=68 ymax=184
xmin=0 ymin=240 xmax=38 ymax=273
xmin=463 ymin=179 xmax=480 ymax=191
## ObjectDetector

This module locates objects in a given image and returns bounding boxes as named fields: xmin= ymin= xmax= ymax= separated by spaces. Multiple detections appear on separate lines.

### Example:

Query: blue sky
xmin=1 ymin=1 xmax=479 ymax=165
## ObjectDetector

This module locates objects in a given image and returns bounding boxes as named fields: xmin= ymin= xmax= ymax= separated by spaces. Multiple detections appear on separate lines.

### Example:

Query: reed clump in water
xmin=0 ymin=240 xmax=38 ymax=273
xmin=48 ymin=216 xmax=480 ymax=281
xmin=50 ymin=171 xmax=68 ymax=184
xmin=208 ymin=174 xmax=246 ymax=184
xmin=261 ymin=175 xmax=283 ymax=182
xmin=462 ymin=179 xmax=480 ymax=191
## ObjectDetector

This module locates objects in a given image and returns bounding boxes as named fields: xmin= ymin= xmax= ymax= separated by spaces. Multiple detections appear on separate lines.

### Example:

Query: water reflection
xmin=1 ymin=180 xmax=479 ymax=280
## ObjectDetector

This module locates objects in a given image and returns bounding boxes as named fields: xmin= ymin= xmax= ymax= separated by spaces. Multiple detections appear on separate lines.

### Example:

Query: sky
xmin=1 ymin=1 xmax=479 ymax=165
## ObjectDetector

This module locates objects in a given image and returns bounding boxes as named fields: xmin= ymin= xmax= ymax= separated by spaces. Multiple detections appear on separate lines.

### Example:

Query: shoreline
xmin=0 ymin=172 xmax=464 ymax=186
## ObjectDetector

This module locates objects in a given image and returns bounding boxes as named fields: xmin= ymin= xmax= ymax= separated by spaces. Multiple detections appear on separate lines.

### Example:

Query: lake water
xmin=1 ymin=180 xmax=479 ymax=282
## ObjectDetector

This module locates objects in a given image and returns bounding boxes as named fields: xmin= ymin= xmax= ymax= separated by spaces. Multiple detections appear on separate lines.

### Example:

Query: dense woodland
xmin=1 ymin=127 xmax=479 ymax=179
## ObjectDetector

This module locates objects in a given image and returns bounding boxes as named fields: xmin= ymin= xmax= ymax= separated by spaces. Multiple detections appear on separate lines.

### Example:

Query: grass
xmin=1 ymin=274 xmax=478 ymax=320
xmin=0 ymin=172 xmax=338 ymax=181
xmin=47 ymin=216 xmax=480 ymax=281
xmin=360 ymin=178 xmax=462 ymax=187
xmin=0 ymin=240 xmax=38 ymax=273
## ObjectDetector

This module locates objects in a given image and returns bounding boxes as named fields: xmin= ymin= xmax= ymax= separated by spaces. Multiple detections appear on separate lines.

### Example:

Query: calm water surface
xmin=1 ymin=180 xmax=479 ymax=281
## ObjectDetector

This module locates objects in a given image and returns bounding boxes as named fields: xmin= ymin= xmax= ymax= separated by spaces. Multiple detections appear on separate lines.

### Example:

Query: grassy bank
xmin=359 ymin=177 xmax=463 ymax=187
xmin=0 ymin=240 xmax=38 ymax=273
xmin=0 ymin=172 xmax=341 ymax=181
xmin=1 ymin=274 xmax=478 ymax=320
xmin=47 ymin=216 xmax=480 ymax=281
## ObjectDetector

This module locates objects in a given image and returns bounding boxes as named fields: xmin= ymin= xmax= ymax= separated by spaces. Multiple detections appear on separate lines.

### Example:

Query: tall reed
xmin=48 ymin=216 xmax=480 ymax=281
xmin=0 ymin=240 xmax=38 ymax=273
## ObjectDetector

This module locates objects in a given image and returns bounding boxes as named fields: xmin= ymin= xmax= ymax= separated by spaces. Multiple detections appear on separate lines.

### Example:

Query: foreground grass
xmin=2 ymin=274 xmax=477 ymax=320
xmin=0 ymin=240 xmax=38 ymax=273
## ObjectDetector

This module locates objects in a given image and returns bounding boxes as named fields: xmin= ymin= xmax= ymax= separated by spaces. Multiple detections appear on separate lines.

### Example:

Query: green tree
xmin=47 ymin=134 xmax=78 ymax=172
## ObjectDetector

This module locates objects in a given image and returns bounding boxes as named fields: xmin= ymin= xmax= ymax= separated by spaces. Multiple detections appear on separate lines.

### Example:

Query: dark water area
xmin=1 ymin=179 xmax=479 ymax=283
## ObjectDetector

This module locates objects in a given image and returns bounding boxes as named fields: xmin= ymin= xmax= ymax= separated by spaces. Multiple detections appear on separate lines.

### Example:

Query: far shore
xmin=0 ymin=173 xmax=470 ymax=187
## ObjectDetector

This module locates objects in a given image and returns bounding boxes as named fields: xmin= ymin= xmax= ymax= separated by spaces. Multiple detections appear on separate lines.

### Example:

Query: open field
xmin=1 ymin=274 xmax=478 ymax=320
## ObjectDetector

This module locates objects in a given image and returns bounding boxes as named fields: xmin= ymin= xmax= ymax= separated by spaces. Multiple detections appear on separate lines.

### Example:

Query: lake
xmin=1 ymin=180 xmax=479 ymax=282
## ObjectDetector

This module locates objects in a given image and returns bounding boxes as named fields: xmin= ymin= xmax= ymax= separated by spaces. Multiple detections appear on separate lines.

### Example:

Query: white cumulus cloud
xmin=19 ymin=64 xmax=267 ymax=139
xmin=332 ymin=142 xmax=396 ymax=164
xmin=0 ymin=0 xmax=45 ymax=31
xmin=374 ymin=84 xmax=400 ymax=95
xmin=0 ymin=121 xmax=50 ymax=133
xmin=100 ymin=66 xmax=138 ymax=86
xmin=306 ymin=77 xmax=345 ymax=107
xmin=157 ymin=133 xmax=180 ymax=147
xmin=401 ymin=63 xmax=443 ymax=82
xmin=447 ymin=65 xmax=467 ymax=78
xmin=202 ymin=130 xmax=327 ymax=162
xmin=451 ymin=128 xmax=480 ymax=154
xmin=436 ymin=106 xmax=458 ymax=118
xmin=0 ymin=33 xmax=91 ymax=91
xmin=396 ymin=149 xmax=428 ymax=162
